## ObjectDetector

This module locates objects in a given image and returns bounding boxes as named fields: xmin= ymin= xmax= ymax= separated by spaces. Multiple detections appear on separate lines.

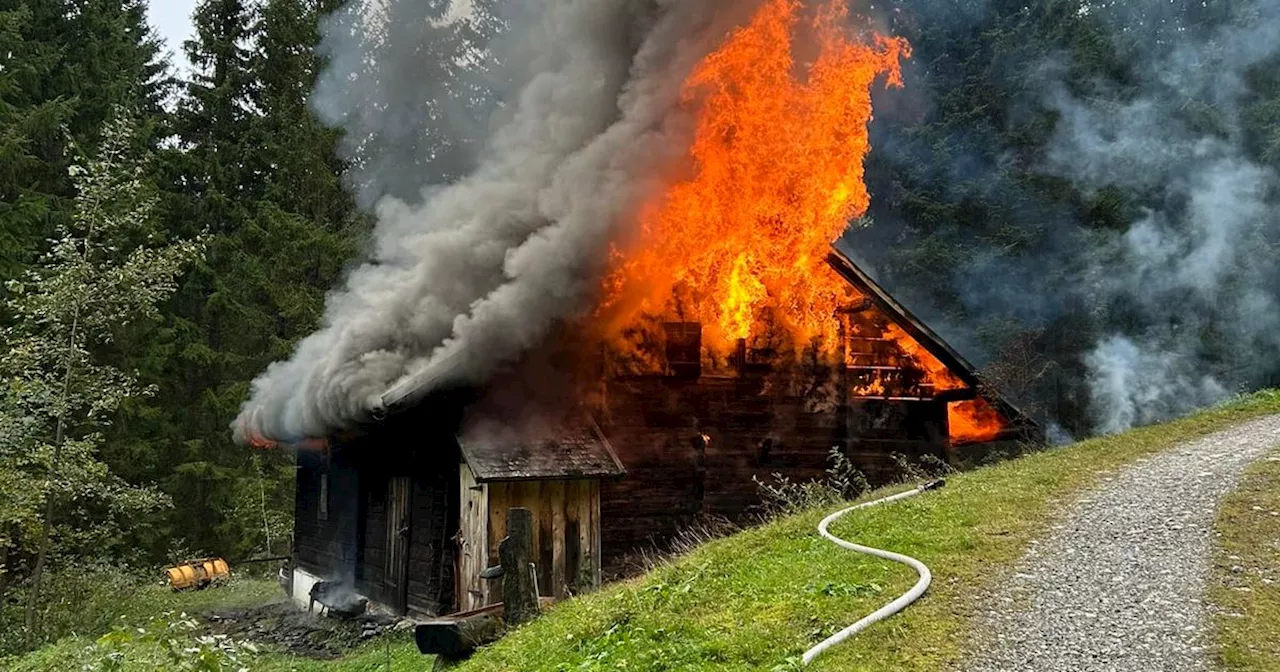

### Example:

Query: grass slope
xmin=9 ymin=391 xmax=1280 ymax=671
xmin=1211 ymin=447 xmax=1280 ymax=670
xmin=454 ymin=390 xmax=1280 ymax=672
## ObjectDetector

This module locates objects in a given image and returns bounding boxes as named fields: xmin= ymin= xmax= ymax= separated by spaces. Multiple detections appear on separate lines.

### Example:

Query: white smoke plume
xmin=847 ymin=0 xmax=1280 ymax=437
xmin=234 ymin=0 xmax=760 ymax=442
xmin=1043 ymin=1 xmax=1280 ymax=432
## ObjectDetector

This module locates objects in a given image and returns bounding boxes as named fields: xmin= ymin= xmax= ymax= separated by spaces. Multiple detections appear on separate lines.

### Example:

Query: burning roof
xmin=825 ymin=247 xmax=1032 ymax=443
xmin=232 ymin=0 xmax=1031 ymax=448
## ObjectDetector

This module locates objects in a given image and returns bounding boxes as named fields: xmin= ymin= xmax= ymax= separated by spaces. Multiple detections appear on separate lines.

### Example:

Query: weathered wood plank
xmin=457 ymin=463 xmax=488 ymax=612
xmin=549 ymin=481 xmax=566 ymax=599
xmin=589 ymin=480 xmax=601 ymax=584
xmin=570 ymin=480 xmax=589 ymax=592
xmin=535 ymin=481 xmax=554 ymax=596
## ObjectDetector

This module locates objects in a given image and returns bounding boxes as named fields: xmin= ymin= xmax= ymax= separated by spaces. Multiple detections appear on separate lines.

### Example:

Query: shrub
xmin=754 ymin=447 xmax=871 ymax=516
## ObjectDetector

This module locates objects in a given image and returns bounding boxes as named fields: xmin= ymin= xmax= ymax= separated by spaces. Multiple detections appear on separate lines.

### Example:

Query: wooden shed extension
xmin=455 ymin=419 xmax=625 ymax=612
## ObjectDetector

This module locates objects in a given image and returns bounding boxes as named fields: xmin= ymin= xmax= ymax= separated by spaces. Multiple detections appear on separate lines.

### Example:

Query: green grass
xmin=449 ymin=390 xmax=1280 ymax=672
xmin=3 ymin=575 xmax=283 ymax=671
xmin=9 ymin=390 xmax=1280 ymax=672
xmin=1211 ymin=446 xmax=1280 ymax=671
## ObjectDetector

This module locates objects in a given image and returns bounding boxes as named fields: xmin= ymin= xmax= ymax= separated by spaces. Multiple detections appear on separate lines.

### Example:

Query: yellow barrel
xmin=164 ymin=557 xmax=231 ymax=591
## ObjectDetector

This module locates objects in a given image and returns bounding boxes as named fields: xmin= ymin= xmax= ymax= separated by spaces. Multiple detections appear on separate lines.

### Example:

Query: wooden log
xmin=419 ymin=597 xmax=556 ymax=667
xmin=499 ymin=507 xmax=540 ymax=626
xmin=414 ymin=608 xmax=504 ymax=657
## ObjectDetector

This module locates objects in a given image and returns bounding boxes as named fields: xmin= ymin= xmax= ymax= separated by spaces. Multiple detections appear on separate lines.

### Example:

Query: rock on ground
xmin=965 ymin=414 xmax=1280 ymax=672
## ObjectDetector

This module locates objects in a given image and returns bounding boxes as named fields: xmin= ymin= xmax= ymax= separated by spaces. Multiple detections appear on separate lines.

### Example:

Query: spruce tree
xmin=0 ymin=0 xmax=166 ymax=282
xmin=121 ymin=0 xmax=363 ymax=559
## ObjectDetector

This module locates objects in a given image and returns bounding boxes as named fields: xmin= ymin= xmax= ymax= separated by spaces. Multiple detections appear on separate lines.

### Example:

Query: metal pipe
xmin=801 ymin=479 xmax=945 ymax=665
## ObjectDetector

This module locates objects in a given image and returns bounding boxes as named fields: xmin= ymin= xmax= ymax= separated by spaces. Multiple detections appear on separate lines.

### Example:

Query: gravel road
xmin=964 ymin=414 xmax=1280 ymax=672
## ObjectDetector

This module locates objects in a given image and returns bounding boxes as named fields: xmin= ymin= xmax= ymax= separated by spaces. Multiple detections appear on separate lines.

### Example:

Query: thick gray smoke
xmin=1043 ymin=1 xmax=1280 ymax=433
xmin=235 ymin=0 xmax=757 ymax=442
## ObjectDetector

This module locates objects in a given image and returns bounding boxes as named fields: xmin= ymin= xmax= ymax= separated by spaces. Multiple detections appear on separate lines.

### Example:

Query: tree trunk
xmin=414 ymin=609 xmax=504 ymax=656
xmin=0 ymin=527 xmax=11 ymax=598
xmin=24 ymin=417 xmax=66 ymax=644
xmin=24 ymin=290 xmax=82 ymax=644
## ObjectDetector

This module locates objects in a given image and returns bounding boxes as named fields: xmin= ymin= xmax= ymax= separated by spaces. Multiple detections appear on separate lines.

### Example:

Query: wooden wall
xmin=406 ymin=466 xmax=458 ymax=618
xmin=456 ymin=468 xmax=602 ymax=612
xmin=293 ymin=448 xmax=359 ymax=582
xmin=294 ymin=432 xmax=460 ymax=618
xmin=597 ymin=372 xmax=950 ymax=561
xmin=354 ymin=470 xmax=388 ymax=603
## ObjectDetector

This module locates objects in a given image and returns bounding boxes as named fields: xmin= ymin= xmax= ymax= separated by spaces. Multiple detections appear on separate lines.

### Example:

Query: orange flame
xmin=601 ymin=0 xmax=910 ymax=351
xmin=882 ymin=323 xmax=966 ymax=392
xmin=592 ymin=0 xmax=1007 ymax=445
xmin=239 ymin=413 xmax=329 ymax=451
xmin=947 ymin=399 xmax=1006 ymax=444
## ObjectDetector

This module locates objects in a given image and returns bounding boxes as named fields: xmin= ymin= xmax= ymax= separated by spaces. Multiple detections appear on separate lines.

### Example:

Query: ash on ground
xmin=203 ymin=602 xmax=409 ymax=659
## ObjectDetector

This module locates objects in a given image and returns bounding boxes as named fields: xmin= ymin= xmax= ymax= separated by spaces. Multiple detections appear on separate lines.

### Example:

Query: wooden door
xmin=385 ymin=476 xmax=411 ymax=613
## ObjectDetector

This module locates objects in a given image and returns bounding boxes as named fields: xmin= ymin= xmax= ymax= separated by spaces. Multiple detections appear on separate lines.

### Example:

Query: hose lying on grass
xmin=801 ymin=479 xmax=946 ymax=666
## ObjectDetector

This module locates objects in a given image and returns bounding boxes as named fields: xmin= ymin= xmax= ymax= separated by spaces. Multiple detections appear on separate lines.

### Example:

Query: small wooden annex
xmin=454 ymin=421 xmax=625 ymax=611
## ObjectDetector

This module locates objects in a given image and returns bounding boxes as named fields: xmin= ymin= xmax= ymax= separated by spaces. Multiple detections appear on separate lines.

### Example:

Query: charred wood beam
xmin=934 ymin=388 xmax=979 ymax=402
xmin=834 ymin=298 xmax=874 ymax=314
xmin=499 ymin=507 xmax=540 ymax=626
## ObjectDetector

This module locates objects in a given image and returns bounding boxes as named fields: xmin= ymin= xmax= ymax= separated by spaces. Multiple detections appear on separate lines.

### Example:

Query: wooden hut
xmin=287 ymin=408 xmax=623 ymax=618
xmin=281 ymin=245 xmax=1036 ymax=618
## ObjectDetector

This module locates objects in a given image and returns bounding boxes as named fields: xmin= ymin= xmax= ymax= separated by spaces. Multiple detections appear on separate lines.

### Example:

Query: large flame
xmin=948 ymin=399 xmax=1006 ymax=444
xmin=601 ymin=0 xmax=909 ymax=350
xmin=596 ymin=0 xmax=1008 ymax=445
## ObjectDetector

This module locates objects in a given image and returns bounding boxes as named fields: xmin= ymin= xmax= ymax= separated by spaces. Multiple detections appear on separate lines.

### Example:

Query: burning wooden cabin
xmin=283 ymin=247 xmax=1035 ymax=619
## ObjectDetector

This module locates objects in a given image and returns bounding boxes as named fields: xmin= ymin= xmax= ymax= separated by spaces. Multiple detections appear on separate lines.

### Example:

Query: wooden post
xmin=499 ymin=507 xmax=540 ymax=626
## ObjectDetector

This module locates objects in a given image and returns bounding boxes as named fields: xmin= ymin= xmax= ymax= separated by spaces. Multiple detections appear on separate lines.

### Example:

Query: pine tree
xmin=111 ymin=0 xmax=365 ymax=559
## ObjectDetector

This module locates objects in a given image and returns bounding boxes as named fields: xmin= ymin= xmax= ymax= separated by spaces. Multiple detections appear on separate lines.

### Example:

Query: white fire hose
xmin=801 ymin=479 xmax=946 ymax=666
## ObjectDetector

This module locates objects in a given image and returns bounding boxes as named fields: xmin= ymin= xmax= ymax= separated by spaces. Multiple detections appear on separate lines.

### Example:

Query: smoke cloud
xmin=235 ymin=0 xmax=758 ymax=442
xmin=238 ymin=0 xmax=1280 ymax=443
xmin=1048 ymin=1 xmax=1280 ymax=432
xmin=856 ymin=0 xmax=1280 ymax=435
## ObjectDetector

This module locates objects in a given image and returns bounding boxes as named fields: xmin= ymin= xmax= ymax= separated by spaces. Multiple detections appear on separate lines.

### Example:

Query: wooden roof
xmin=825 ymin=246 xmax=1035 ymax=430
xmin=457 ymin=417 xmax=626 ymax=483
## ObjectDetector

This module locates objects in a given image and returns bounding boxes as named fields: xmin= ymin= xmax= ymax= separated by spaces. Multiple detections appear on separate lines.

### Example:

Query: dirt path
xmin=965 ymin=414 xmax=1280 ymax=672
